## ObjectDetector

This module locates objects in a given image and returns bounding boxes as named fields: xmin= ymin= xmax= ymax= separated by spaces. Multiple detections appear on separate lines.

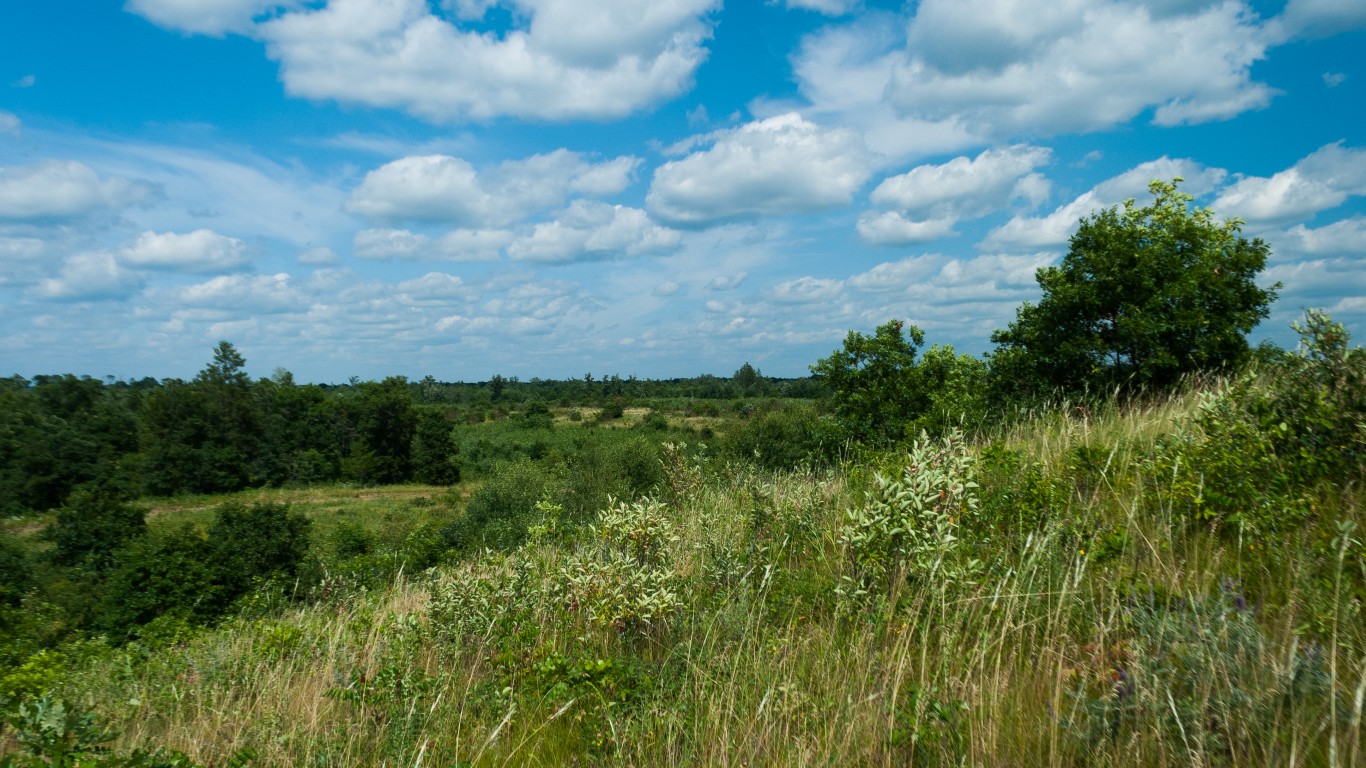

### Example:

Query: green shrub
xmin=43 ymin=489 xmax=146 ymax=573
xmin=722 ymin=406 xmax=842 ymax=470
xmin=442 ymin=459 xmax=560 ymax=551
xmin=837 ymin=429 xmax=982 ymax=603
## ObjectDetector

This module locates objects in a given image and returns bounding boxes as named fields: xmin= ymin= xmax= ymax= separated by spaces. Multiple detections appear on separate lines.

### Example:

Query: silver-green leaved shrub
xmin=557 ymin=497 xmax=684 ymax=637
xmin=429 ymin=552 xmax=545 ymax=646
xmin=837 ymin=429 xmax=981 ymax=603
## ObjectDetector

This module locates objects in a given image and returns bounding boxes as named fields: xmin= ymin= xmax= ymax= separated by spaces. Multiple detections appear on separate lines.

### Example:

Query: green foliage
xmin=98 ymin=525 xmax=221 ymax=635
xmin=98 ymin=502 xmax=311 ymax=637
xmin=838 ymin=430 xmax=981 ymax=602
xmin=340 ymin=377 xmax=416 ymax=485
xmin=0 ymin=649 xmax=65 ymax=702
xmin=1150 ymin=311 xmax=1364 ymax=535
xmin=44 ymin=490 xmax=146 ymax=573
xmin=0 ymin=535 xmax=33 ymax=607
xmin=0 ymin=695 xmax=114 ymax=766
xmin=1068 ymin=588 xmax=1333 ymax=761
xmin=206 ymin=502 xmax=312 ymax=600
xmin=811 ymin=319 xmax=927 ymax=444
xmin=992 ymin=179 xmax=1278 ymax=396
xmin=411 ymin=409 xmax=460 ymax=485
xmin=442 ymin=459 xmax=559 ymax=552
xmin=722 ymin=406 xmax=843 ymax=470
xmin=141 ymin=342 xmax=261 ymax=495
xmin=558 ymin=498 xmax=685 ymax=637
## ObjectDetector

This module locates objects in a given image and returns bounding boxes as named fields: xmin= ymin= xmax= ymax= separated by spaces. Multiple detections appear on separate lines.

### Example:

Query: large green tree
xmin=811 ymin=319 xmax=928 ymax=444
xmin=991 ymin=179 xmax=1278 ymax=395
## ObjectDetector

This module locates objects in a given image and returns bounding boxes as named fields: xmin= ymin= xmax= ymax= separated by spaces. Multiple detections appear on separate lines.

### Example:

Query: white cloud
xmin=846 ymin=254 xmax=948 ymax=291
xmin=256 ymin=0 xmax=718 ymax=122
xmin=125 ymin=0 xmax=295 ymax=35
xmin=897 ymin=0 xmax=1276 ymax=132
xmin=795 ymin=0 xmax=1278 ymax=143
xmin=782 ymin=0 xmax=858 ymax=14
xmin=169 ymin=273 xmax=305 ymax=313
xmin=647 ymin=112 xmax=873 ymax=226
xmin=0 ymin=237 xmax=45 ymax=263
xmin=1276 ymin=216 xmax=1366 ymax=255
xmin=1213 ymin=142 xmax=1366 ymax=223
xmin=856 ymin=212 xmax=957 ymax=245
xmin=353 ymin=227 xmax=512 ymax=261
xmin=653 ymin=280 xmax=680 ymax=296
xmin=29 ymin=252 xmax=142 ymax=301
xmin=983 ymin=157 xmax=1225 ymax=250
xmin=869 ymin=146 xmax=1051 ymax=215
xmin=0 ymin=112 xmax=18 ymax=135
xmin=396 ymin=272 xmax=476 ymax=302
xmin=346 ymin=150 xmax=639 ymax=226
xmin=0 ymin=160 xmax=153 ymax=220
xmin=1276 ymin=0 xmax=1366 ymax=39
xmin=707 ymin=272 xmax=747 ymax=290
xmin=791 ymin=18 xmax=979 ymax=160
xmin=507 ymin=201 xmax=680 ymax=262
xmin=771 ymin=276 xmax=842 ymax=304
xmin=119 ymin=229 xmax=251 ymax=272
xmin=859 ymin=145 xmax=1051 ymax=244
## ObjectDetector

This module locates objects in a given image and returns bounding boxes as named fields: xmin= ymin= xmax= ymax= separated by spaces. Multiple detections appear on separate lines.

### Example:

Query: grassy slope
xmin=50 ymin=387 xmax=1366 ymax=766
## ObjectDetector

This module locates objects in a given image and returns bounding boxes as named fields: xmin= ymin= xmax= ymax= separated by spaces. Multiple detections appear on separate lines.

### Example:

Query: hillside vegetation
xmin=2 ymin=182 xmax=1361 ymax=765
xmin=0 ymin=311 xmax=1361 ymax=766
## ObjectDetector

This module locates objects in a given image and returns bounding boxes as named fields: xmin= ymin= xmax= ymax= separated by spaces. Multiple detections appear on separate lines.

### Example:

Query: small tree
xmin=811 ymin=319 xmax=927 ymax=444
xmin=991 ymin=179 xmax=1278 ymax=396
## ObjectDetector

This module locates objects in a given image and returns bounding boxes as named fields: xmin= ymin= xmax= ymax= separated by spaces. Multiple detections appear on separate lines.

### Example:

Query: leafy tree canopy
xmin=991 ymin=179 xmax=1278 ymax=396
xmin=811 ymin=319 xmax=927 ymax=444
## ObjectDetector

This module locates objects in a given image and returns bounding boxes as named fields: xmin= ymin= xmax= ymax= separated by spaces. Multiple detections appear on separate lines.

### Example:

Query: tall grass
xmin=38 ymin=381 xmax=1365 ymax=766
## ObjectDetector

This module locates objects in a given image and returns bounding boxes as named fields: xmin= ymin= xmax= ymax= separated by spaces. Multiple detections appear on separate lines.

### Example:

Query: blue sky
xmin=1 ymin=0 xmax=1363 ymax=383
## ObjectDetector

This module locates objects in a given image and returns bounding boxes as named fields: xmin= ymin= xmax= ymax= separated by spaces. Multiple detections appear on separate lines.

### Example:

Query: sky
xmin=0 ymin=0 xmax=1363 ymax=383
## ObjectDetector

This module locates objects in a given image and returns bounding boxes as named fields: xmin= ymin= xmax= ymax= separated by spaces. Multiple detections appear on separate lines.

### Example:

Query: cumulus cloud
xmin=647 ymin=112 xmax=873 ymax=226
xmin=1276 ymin=216 xmax=1366 ymax=255
xmin=119 ymin=229 xmax=251 ymax=272
xmin=794 ymin=0 xmax=1279 ymax=143
xmin=396 ymin=272 xmax=476 ymax=303
xmin=982 ymin=157 xmax=1226 ymax=250
xmin=856 ymin=212 xmax=957 ymax=245
xmin=1213 ymin=142 xmax=1366 ymax=224
xmin=0 ymin=161 xmax=153 ymax=220
xmin=166 ymin=273 xmax=306 ymax=313
xmin=250 ymin=0 xmax=717 ymax=122
xmin=1275 ymin=0 xmax=1366 ymax=39
xmin=29 ymin=252 xmax=143 ymax=301
xmin=125 ymin=0 xmax=296 ymax=35
xmin=771 ymin=276 xmax=842 ymax=304
xmin=892 ymin=0 xmax=1276 ymax=132
xmin=0 ymin=111 xmax=18 ymax=135
xmin=346 ymin=150 xmax=639 ymax=226
xmin=507 ymin=201 xmax=680 ymax=263
xmin=859 ymin=145 xmax=1051 ymax=244
xmin=353 ymin=227 xmax=512 ymax=261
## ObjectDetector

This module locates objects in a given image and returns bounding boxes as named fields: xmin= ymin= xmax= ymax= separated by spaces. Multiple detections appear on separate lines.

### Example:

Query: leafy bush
xmin=44 ymin=489 xmax=147 ymax=573
xmin=837 ymin=430 xmax=981 ymax=602
xmin=441 ymin=459 xmax=560 ymax=551
xmin=722 ymin=406 xmax=843 ymax=470
xmin=207 ymin=502 xmax=312 ymax=600
xmin=1149 ymin=311 xmax=1364 ymax=535
xmin=556 ymin=498 xmax=684 ymax=637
